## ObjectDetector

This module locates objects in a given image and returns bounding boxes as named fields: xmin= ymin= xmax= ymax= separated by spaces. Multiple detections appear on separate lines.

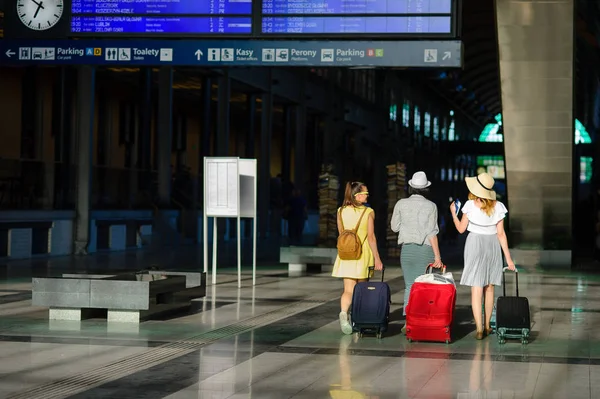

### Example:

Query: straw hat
xmin=408 ymin=171 xmax=431 ymax=189
xmin=465 ymin=172 xmax=496 ymax=200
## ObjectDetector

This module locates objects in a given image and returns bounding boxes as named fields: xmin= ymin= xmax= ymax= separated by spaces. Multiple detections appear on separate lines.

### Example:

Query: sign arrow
xmin=195 ymin=49 xmax=204 ymax=60
xmin=443 ymin=51 xmax=451 ymax=60
xmin=5 ymin=49 xmax=15 ymax=58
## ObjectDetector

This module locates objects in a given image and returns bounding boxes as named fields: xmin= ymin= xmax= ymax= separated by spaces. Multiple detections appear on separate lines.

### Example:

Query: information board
xmin=261 ymin=0 xmax=456 ymax=36
xmin=70 ymin=0 xmax=254 ymax=36
xmin=0 ymin=39 xmax=464 ymax=68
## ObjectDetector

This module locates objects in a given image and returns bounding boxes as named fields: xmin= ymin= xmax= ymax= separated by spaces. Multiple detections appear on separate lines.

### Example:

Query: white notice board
xmin=204 ymin=157 xmax=239 ymax=217
xmin=203 ymin=157 xmax=257 ymax=287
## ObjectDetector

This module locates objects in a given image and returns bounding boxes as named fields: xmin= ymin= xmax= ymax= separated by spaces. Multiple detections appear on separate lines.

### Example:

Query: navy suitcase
xmin=350 ymin=267 xmax=391 ymax=339
xmin=496 ymin=268 xmax=531 ymax=345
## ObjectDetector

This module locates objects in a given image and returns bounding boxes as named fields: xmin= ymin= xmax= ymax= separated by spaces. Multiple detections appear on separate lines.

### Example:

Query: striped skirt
xmin=460 ymin=233 xmax=503 ymax=287
xmin=400 ymin=243 xmax=434 ymax=315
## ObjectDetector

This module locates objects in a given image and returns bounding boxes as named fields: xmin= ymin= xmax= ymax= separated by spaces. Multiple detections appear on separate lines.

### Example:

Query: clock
xmin=17 ymin=0 xmax=64 ymax=31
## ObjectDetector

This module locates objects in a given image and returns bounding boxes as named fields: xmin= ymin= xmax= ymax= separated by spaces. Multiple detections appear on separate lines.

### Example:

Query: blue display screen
xmin=261 ymin=16 xmax=451 ymax=34
xmin=72 ymin=0 xmax=253 ymax=15
xmin=71 ymin=17 xmax=253 ymax=34
xmin=262 ymin=0 xmax=452 ymax=14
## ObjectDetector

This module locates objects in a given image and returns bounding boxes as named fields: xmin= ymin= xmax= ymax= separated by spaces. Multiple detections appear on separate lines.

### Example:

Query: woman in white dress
xmin=450 ymin=172 xmax=516 ymax=340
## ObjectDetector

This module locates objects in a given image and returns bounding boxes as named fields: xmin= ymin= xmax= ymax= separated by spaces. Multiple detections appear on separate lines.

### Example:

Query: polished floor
xmin=0 ymin=253 xmax=598 ymax=398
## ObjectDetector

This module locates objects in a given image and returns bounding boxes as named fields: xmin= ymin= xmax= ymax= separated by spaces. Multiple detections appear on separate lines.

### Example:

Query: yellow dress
xmin=331 ymin=206 xmax=375 ymax=279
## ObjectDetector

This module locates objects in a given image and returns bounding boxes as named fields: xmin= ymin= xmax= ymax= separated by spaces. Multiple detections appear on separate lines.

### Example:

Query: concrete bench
xmin=32 ymin=271 xmax=206 ymax=323
xmin=279 ymin=246 xmax=337 ymax=274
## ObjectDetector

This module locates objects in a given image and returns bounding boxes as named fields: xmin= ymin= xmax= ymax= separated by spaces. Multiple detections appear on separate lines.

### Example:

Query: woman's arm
xmin=336 ymin=209 xmax=343 ymax=234
xmin=390 ymin=201 xmax=401 ymax=232
xmin=496 ymin=220 xmax=516 ymax=270
xmin=449 ymin=203 xmax=469 ymax=234
xmin=367 ymin=212 xmax=383 ymax=269
xmin=427 ymin=205 xmax=443 ymax=267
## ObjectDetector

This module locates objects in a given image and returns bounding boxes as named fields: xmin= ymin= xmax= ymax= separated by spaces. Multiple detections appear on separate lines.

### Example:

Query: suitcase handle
xmin=368 ymin=266 xmax=385 ymax=282
xmin=502 ymin=267 xmax=519 ymax=297
xmin=426 ymin=264 xmax=447 ymax=274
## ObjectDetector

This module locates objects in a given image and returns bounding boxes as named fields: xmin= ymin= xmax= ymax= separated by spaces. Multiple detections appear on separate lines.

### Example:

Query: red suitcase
xmin=405 ymin=266 xmax=457 ymax=344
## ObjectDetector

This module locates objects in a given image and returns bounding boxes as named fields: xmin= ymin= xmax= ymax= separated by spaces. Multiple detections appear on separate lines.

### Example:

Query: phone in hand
xmin=454 ymin=199 xmax=461 ymax=214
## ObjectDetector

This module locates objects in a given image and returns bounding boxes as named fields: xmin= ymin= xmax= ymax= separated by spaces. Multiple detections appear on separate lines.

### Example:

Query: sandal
xmin=475 ymin=331 xmax=484 ymax=340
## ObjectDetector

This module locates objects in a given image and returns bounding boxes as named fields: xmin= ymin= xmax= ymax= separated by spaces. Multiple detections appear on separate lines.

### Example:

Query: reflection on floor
xmin=0 ymin=260 xmax=598 ymax=398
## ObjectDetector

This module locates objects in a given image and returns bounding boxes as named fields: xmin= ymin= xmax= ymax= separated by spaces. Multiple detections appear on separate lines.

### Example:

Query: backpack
xmin=337 ymin=207 xmax=368 ymax=260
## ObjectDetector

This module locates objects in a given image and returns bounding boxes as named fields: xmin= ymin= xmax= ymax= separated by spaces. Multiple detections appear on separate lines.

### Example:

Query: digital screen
xmin=72 ymin=0 xmax=253 ymax=15
xmin=262 ymin=0 xmax=452 ymax=14
xmin=261 ymin=16 xmax=452 ymax=34
xmin=71 ymin=17 xmax=253 ymax=34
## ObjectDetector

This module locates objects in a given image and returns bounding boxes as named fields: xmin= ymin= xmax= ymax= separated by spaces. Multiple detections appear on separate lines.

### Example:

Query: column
xmin=52 ymin=68 xmax=74 ymax=209
xmin=73 ymin=66 xmax=96 ymax=255
xmin=216 ymin=74 xmax=230 ymax=156
xmin=281 ymin=106 xmax=292 ymax=184
xmin=496 ymin=0 xmax=574 ymax=251
xmin=35 ymin=70 xmax=54 ymax=208
xmin=259 ymin=92 xmax=273 ymax=238
xmin=246 ymin=95 xmax=257 ymax=158
xmin=138 ymin=68 xmax=152 ymax=192
xmin=195 ymin=77 xmax=212 ymax=243
xmin=244 ymin=95 xmax=257 ymax=238
xmin=293 ymin=104 xmax=307 ymax=194
xmin=156 ymin=67 xmax=173 ymax=206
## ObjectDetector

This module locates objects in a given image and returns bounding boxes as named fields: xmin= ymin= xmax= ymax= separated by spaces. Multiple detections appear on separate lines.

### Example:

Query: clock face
xmin=17 ymin=0 xmax=64 ymax=31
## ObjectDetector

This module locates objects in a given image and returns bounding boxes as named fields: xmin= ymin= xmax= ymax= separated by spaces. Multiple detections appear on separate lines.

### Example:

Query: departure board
xmin=70 ymin=0 xmax=254 ymax=36
xmin=72 ymin=0 xmax=253 ymax=15
xmin=261 ymin=0 xmax=456 ymax=36
xmin=262 ymin=0 xmax=452 ymax=14
xmin=262 ymin=16 xmax=451 ymax=34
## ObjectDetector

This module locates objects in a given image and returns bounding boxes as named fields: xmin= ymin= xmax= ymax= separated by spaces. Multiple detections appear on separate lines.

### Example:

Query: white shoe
xmin=339 ymin=311 xmax=353 ymax=335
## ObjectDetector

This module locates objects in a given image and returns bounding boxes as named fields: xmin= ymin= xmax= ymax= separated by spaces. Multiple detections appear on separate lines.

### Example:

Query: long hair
xmin=468 ymin=192 xmax=496 ymax=216
xmin=342 ymin=181 xmax=364 ymax=207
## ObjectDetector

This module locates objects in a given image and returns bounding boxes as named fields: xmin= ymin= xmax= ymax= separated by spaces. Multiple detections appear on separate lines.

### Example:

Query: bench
xmin=32 ymin=271 xmax=206 ymax=323
xmin=279 ymin=246 xmax=337 ymax=274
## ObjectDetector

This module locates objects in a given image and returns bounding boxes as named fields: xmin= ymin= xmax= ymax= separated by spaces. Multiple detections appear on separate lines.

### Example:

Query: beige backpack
xmin=336 ymin=207 xmax=368 ymax=260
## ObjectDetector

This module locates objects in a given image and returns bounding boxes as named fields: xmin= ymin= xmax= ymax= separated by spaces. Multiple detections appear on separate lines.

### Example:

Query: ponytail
xmin=343 ymin=181 xmax=364 ymax=207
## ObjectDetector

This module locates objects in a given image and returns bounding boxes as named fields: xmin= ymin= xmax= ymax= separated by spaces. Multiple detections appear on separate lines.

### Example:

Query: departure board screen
xmin=72 ymin=0 xmax=253 ymax=15
xmin=71 ymin=17 xmax=253 ymax=34
xmin=70 ymin=0 xmax=254 ymax=36
xmin=262 ymin=16 xmax=451 ymax=34
xmin=261 ymin=0 xmax=456 ymax=36
xmin=262 ymin=0 xmax=452 ymax=14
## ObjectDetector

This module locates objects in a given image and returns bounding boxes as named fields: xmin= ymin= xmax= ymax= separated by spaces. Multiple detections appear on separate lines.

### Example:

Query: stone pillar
xmin=73 ymin=66 xmax=96 ymax=255
xmin=259 ymin=91 xmax=273 ymax=238
xmin=293 ymin=104 xmax=307 ymax=194
xmin=156 ymin=67 xmax=173 ymax=206
xmin=496 ymin=0 xmax=574 ymax=252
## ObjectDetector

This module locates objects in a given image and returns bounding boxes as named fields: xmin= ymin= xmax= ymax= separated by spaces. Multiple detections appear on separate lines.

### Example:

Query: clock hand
xmin=32 ymin=0 xmax=45 ymax=19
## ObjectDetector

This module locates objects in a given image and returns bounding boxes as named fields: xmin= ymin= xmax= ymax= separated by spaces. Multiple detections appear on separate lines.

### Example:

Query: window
xmin=389 ymin=104 xmax=397 ymax=122
xmin=433 ymin=117 xmax=440 ymax=141
xmin=580 ymin=156 xmax=593 ymax=183
xmin=402 ymin=102 xmax=410 ymax=128
xmin=424 ymin=112 xmax=431 ymax=137
xmin=448 ymin=119 xmax=456 ymax=141
xmin=414 ymin=107 xmax=421 ymax=133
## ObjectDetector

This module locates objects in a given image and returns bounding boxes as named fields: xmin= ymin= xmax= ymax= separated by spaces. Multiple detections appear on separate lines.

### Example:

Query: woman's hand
xmin=432 ymin=258 xmax=443 ymax=269
xmin=375 ymin=259 xmax=383 ymax=271
xmin=449 ymin=202 xmax=457 ymax=216
xmin=506 ymin=261 xmax=516 ymax=271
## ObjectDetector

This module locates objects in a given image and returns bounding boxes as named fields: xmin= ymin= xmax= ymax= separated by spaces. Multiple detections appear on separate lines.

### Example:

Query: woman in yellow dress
xmin=331 ymin=181 xmax=384 ymax=335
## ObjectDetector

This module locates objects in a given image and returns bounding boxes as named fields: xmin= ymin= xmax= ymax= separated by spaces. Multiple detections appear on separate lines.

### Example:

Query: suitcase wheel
xmin=445 ymin=339 xmax=450 ymax=344
xmin=521 ymin=338 xmax=529 ymax=345
xmin=407 ymin=337 xmax=412 ymax=343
